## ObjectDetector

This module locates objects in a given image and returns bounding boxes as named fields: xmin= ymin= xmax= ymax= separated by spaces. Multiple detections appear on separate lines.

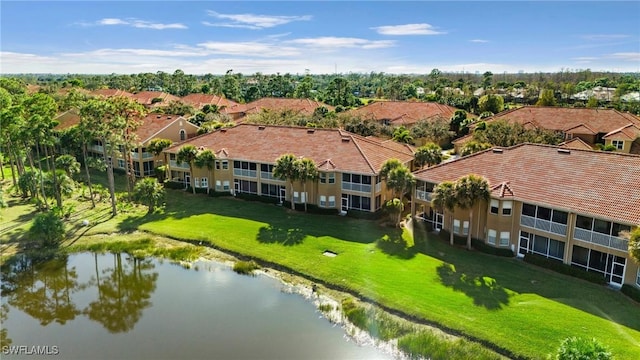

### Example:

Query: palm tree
xmin=194 ymin=149 xmax=216 ymax=194
xmin=133 ymin=177 xmax=165 ymax=213
xmin=392 ymin=126 xmax=414 ymax=144
xmin=386 ymin=165 xmax=415 ymax=226
xmin=455 ymin=174 xmax=490 ymax=250
xmin=431 ymin=181 xmax=457 ymax=246
xmin=414 ymin=143 xmax=443 ymax=169
xmin=379 ymin=158 xmax=403 ymax=180
xmin=273 ymin=154 xmax=298 ymax=210
xmin=295 ymin=158 xmax=318 ymax=212
xmin=176 ymin=145 xmax=199 ymax=194
xmin=55 ymin=154 xmax=81 ymax=179
xmin=460 ymin=141 xmax=492 ymax=157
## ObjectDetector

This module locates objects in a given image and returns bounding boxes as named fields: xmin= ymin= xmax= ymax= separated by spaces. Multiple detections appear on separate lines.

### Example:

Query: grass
xmin=232 ymin=260 xmax=260 ymax=275
xmin=2 ymin=172 xmax=640 ymax=359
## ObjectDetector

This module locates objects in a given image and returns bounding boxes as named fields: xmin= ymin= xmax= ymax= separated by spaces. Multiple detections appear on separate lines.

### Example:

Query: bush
xmin=554 ymin=336 xmax=612 ymax=360
xmin=471 ymin=238 xmax=514 ymax=257
xmin=164 ymin=181 xmax=186 ymax=189
xmin=621 ymin=284 xmax=640 ymax=303
xmin=29 ymin=212 xmax=65 ymax=247
xmin=232 ymin=260 xmax=260 ymax=275
xmin=235 ymin=192 xmax=280 ymax=204
xmin=209 ymin=191 xmax=232 ymax=198
xmin=523 ymin=253 xmax=607 ymax=285
xmin=398 ymin=331 xmax=502 ymax=360
xmin=345 ymin=209 xmax=384 ymax=220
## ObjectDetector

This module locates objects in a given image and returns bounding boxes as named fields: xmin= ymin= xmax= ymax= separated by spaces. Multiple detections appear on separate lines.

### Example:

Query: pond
xmin=1 ymin=252 xmax=393 ymax=360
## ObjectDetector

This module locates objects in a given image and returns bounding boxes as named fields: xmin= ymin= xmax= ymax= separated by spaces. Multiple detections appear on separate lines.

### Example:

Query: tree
xmin=478 ymin=94 xmax=504 ymax=114
xmin=414 ymin=143 xmax=442 ymax=169
xmin=455 ymin=174 xmax=490 ymax=250
xmin=295 ymin=158 xmax=318 ymax=212
xmin=536 ymin=89 xmax=557 ymax=106
xmin=449 ymin=109 xmax=468 ymax=136
xmin=194 ymin=149 xmax=216 ymax=194
xmin=273 ymin=154 xmax=299 ymax=210
xmin=29 ymin=212 xmax=65 ymax=247
xmin=147 ymin=138 xmax=173 ymax=180
xmin=55 ymin=154 xmax=81 ymax=179
xmin=133 ymin=177 xmax=165 ymax=213
xmin=586 ymin=97 xmax=599 ymax=108
xmin=379 ymin=158 xmax=403 ymax=181
xmin=392 ymin=126 xmax=414 ymax=144
xmin=384 ymin=198 xmax=404 ymax=225
xmin=385 ymin=165 xmax=415 ymax=225
xmin=460 ymin=141 xmax=493 ymax=156
xmin=176 ymin=145 xmax=198 ymax=194
xmin=628 ymin=227 xmax=640 ymax=265
xmin=554 ymin=337 xmax=612 ymax=360
xmin=431 ymin=181 xmax=457 ymax=246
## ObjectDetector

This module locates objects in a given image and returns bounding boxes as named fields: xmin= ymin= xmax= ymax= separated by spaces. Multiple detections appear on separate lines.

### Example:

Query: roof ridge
xmin=350 ymin=135 xmax=377 ymax=173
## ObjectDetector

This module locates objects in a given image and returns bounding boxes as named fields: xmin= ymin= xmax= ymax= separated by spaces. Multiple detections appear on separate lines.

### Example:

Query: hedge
xmin=435 ymin=229 xmax=514 ymax=257
xmin=523 ymin=253 xmax=607 ymax=285
xmin=621 ymin=284 xmax=640 ymax=303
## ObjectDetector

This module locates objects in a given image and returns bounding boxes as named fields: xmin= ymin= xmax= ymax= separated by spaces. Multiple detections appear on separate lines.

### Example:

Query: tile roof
xmin=348 ymin=101 xmax=457 ymax=126
xmin=165 ymin=124 xmax=415 ymax=175
xmin=482 ymin=106 xmax=640 ymax=134
xmin=180 ymin=93 xmax=239 ymax=110
xmin=130 ymin=91 xmax=181 ymax=106
xmin=558 ymin=137 xmax=593 ymax=150
xmin=224 ymin=98 xmax=334 ymax=118
xmin=603 ymin=124 xmax=640 ymax=141
xmin=53 ymin=108 xmax=81 ymax=131
xmin=414 ymin=143 xmax=640 ymax=225
xmin=92 ymin=89 xmax=135 ymax=98
xmin=134 ymin=114 xmax=193 ymax=144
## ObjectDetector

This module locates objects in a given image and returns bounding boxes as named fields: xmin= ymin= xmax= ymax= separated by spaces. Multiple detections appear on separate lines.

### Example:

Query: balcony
xmin=169 ymin=160 xmax=189 ymax=170
xmin=89 ymin=144 xmax=104 ymax=153
xmin=520 ymin=214 xmax=567 ymax=236
xmin=341 ymin=182 xmax=371 ymax=193
xmin=233 ymin=169 xmax=257 ymax=178
xmin=416 ymin=190 xmax=432 ymax=202
xmin=260 ymin=172 xmax=283 ymax=181
xmin=573 ymin=228 xmax=628 ymax=251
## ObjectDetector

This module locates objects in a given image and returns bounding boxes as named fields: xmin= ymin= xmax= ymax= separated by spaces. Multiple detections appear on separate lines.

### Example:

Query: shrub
xmin=232 ymin=260 xmax=260 ymax=275
xmin=29 ymin=212 xmax=65 ymax=247
xmin=553 ymin=336 xmax=612 ymax=360
xmin=471 ymin=238 xmax=514 ymax=257
xmin=235 ymin=192 xmax=280 ymax=204
xmin=164 ymin=181 xmax=186 ymax=190
xmin=398 ymin=331 xmax=502 ymax=360
xmin=621 ymin=284 xmax=640 ymax=303
xmin=524 ymin=253 xmax=607 ymax=285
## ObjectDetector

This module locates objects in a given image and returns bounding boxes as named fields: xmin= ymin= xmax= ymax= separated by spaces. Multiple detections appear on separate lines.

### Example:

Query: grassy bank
xmin=2 ymin=181 xmax=640 ymax=359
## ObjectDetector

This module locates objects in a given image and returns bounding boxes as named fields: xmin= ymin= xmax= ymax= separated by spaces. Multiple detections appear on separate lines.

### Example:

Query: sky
xmin=1 ymin=1 xmax=639 ymax=75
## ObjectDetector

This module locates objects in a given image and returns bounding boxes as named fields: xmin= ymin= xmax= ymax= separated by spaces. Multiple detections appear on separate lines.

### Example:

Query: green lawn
xmin=117 ymin=190 xmax=640 ymax=359
xmin=2 ymin=175 xmax=640 ymax=359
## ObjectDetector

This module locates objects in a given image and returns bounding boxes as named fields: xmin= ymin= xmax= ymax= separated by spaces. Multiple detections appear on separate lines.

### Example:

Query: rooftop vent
xmin=307 ymin=129 xmax=315 ymax=134
xmin=156 ymin=115 xmax=161 ymax=119
xmin=167 ymin=116 xmax=172 ymax=120
xmin=341 ymin=137 xmax=351 ymax=142
xmin=492 ymin=148 xmax=503 ymax=154
xmin=557 ymin=148 xmax=571 ymax=154
xmin=258 ymin=126 xmax=266 ymax=130
xmin=220 ymin=129 xmax=227 ymax=133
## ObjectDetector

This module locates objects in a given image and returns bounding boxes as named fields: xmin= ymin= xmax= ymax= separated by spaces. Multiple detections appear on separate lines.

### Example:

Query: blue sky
xmin=1 ymin=1 xmax=639 ymax=74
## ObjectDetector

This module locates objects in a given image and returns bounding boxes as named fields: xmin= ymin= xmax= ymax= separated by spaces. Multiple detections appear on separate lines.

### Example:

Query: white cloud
xmin=581 ymin=34 xmax=630 ymax=41
xmin=286 ymin=37 xmax=396 ymax=49
xmin=470 ymin=39 xmax=489 ymax=43
xmin=572 ymin=56 xmax=598 ymax=61
xmin=61 ymin=48 xmax=208 ymax=58
xmin=197 ymin=41 xmax=300 ymax=57
xmin=372 ymin=23 xmax=444 ymax=35
xmin=92 ymin=18 xmax=187 ymax=30
xmin=205 ymin=10 xmax=312 ymax=29
xmin=608 ymin=52 xmax=640 ymax=62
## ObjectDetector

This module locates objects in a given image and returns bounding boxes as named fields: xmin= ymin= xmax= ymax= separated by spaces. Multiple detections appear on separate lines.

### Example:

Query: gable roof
xmin=225 ymin=98 xmax=334 ymax=118
xmin=603 ymin=124 xmax=640 ymax=141
xmin=349 ymin=101 xmax=457 ymax=126
xmin=92 ymin=89 xmax=135 ymax=98
xmin=134 ymin=114 xmax=197 ymax=144
xmin=414 ymin=143 xmax=640 ymax=225
xmin=180 ymin=93 xmax=238 ymax=110
xmin=53 ymin=108 xmax=81 ymax=131
xmin=165 ymin=124 xmax=414 ymax=175
xmin=558 ymin=137 xmax=593 ymax=150
xmin=130 ymin=91 xmax=181 ymax=106
xmin=481 ymin=106 xmax=640 ymax=134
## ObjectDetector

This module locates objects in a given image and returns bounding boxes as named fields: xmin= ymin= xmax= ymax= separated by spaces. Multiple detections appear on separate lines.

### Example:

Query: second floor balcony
xmin=573 ymin=227 xmax=628 ymax=252
xmin=416 ymin=190 xmax=432 ymax=202
xmin=520 ymin=214 xmax=567 ymax=236
xmin=169 ymin=160 xmax=189 ymax=170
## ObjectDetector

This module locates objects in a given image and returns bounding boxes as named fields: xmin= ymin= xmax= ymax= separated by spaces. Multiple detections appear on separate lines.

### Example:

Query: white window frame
xmin=453 ymin=219 xmax=461 ymax=234
xmin=636 ymin=268 xmax=640 ymax=287
xmin=320 ymin=195 xmax=327 ymax=207
xmin=293 ymin=191 xmax=300 ymax=203
xmin=215 ymin=180 xmax=222 ymax=191
xmin=222 ymin=160 xmax=229 ymax=170
xmin=462 ymin=221 xmax=469 ymax=235
xmin=502 ymin=201 xmax=513 ymax=216
xmin=490 ymin=199 xmax=499 ymax=215
xmin=612 ymin=140 xmax=624 ymax=150
xmin=499 ymin=231 xmax=510 ymax=246
xmin=223 ymin=180 xmax=230 ymax=191
xmin=488 ymin=229 xmax=497 ymax=245
xmin=179 ymin=129 xmax=186 ymax=141
xmin=200 ymin=177 xmax=208 ymax=189
xmin=328 ymin=196 xmax=336 ymax=208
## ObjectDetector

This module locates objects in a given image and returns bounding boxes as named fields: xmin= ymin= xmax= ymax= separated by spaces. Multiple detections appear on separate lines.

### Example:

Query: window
xmin=522 ymin=203 xmax=536 ymax=217
xmin=216 ymin=180 xmax=222 ymax=191
xmin=194 ymin=178 xmax=200 ymax=188
xmin=576 ymin=215 xmax=593 ymax=230
xmin=170 ymin=153 xmax=176 ymax=161
xmin=536 ymin=206 xmax=551 ymax=221
xmin=223 ymin=181 xmax=230 ymax=191
xmin=341 ymin=194 xmax=371 ymax=211
xmin=490 ymin=199 xmax=499 ymax=214
xmin=636 ymin=269 xmax=640 ymax=287
xmin=462 ymin=221 xmax=469 ymax=235
xmin=261 ymin=183 xmax=285 ymax=198
xmin=320 ymin=196 xmax=327 ymax=207
xmin=502 ymin=201 xmax=512 ymax=216
xmin=236 ymin=180 xmax=257 ymax=194
xmin=328 ymin=196 xmax=336 ymax=208
xmin=179 ymin=129 xmax=186 ymax=141
xmin=612 ymin=140 xmax=624 ymax=150
xmin=215 ymin=160 xmax=221 ymax=170
xmin=118 ymin=159 xmax=125 ymax=168
xmin=200 ymin=177 xmax=208 ymax=189
xmin=375 ymin=195 xmax=381 ymax=210
xmin=552 ymin=210 xmax=568 ymax=225
xmin=488 ymin=229 xmax=497 ymax=245
xmin=320 ymin=172 xmax=336 ymax=184
xmin=453 ymin=220 xmax=461 ymax=234
xmin=293 ymin=192 xmax=300 ymax=203
xmin=222 ymin=160 xmax=228 ymax=170
xmin=233 ymin=161 xmax=257 ymax=177
xmin=593 ymin=219 xmax=611 ymax=234
xmin=341 ymin=173 xmax=372 ymax=193
xmin=499 ymin=232 xmax=510 ymax=246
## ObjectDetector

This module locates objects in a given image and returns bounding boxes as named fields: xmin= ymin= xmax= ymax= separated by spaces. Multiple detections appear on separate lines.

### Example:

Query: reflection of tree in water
xmin=84 ymin=253 xmax=158 ymax=333
xmin=1 ymin=253 xmax=81 ymax=326
xmin=1 ymin=303 xmax=11 ymax=347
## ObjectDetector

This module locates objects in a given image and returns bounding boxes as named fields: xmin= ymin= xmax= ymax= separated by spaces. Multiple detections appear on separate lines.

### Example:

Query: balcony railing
xmin=233 ymin=169 xmax=257 ymax=178
xmin=573 ymin=227 xmax=628 ymax=251
xmin=375 ymin=183 xmax=382 ymax=193
xmin=341 ymin=182 xmax=371 ymax=193
xmin=89 ymin=144 xmax=104 ymax=153
xmin=260 ymin=172 xmax=283 ymax=181
xmin=520 ymin=214 xmax=567 ymax=236
xmin=169 ymin=160 xmax=189 ymax=169
xmin=416 ymin=190 xmax=432 ymax=202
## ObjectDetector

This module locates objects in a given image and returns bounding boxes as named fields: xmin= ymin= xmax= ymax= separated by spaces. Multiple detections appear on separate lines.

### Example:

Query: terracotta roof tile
xmin=92 ymin=89 xmax=135 ymax=98
xmin=134 ymin=114 xmax=193 ymax=144
xmin=603 ymin=124 xmax=640 ymax=141
xmin=348 ymin=101 xmax=457 ymax=126
xmin=180 ymin=94 xmax=239 ymax=110
xmin=53 ymin=108 xmax=81 ymax=131
xmin=225 ymin=98 xmax=334 ymax=118
xmin=130 ymin=91 xmax=181 ymax=106
xmin=414 ymin=144 xmax=640 ymax=225
xmin=558 ymin=137 xmax=593 ymax=150
xmin=166 ymin=124 xmax=414 ymax=175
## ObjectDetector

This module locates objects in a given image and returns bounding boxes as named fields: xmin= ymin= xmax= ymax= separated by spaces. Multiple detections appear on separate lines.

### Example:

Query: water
xmin=1 ymin=252 xmax=392 ymax=360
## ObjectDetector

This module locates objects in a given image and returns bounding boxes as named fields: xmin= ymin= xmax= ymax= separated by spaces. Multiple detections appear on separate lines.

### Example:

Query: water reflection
xmin=1 ymin=252 xmax=158 ymax=334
